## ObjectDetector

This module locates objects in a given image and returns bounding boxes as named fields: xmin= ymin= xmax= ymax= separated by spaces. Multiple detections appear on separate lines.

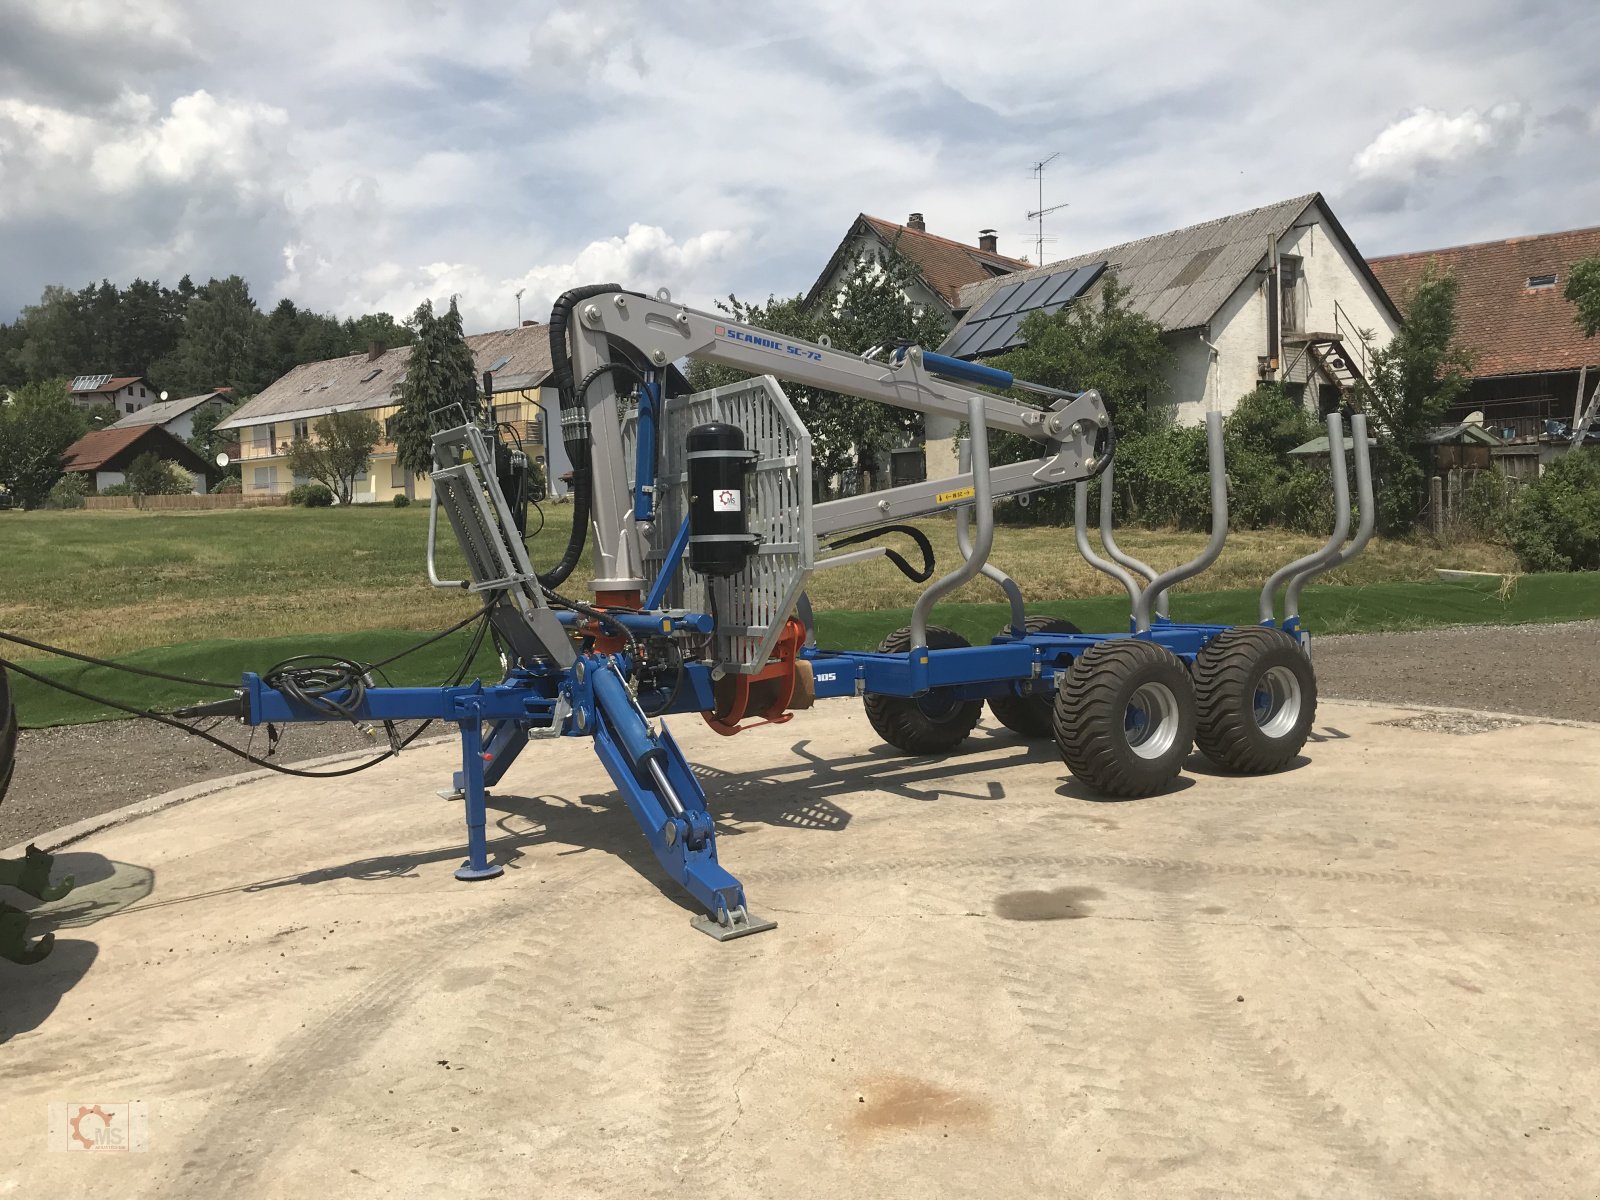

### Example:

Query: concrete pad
xmin=3 ymin=700 xmax=1597 ymax=1197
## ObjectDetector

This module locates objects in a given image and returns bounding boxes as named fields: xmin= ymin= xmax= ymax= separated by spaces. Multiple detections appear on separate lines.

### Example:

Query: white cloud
xmin=282 ymin=223 xmax=745 ymax=332
xmin=1352 ymin=104 xmax=1527 ymax=181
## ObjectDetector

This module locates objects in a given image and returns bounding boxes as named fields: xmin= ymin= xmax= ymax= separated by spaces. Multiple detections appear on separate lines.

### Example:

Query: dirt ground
xmin=4 ymin=619 xmax=1597 ymax=850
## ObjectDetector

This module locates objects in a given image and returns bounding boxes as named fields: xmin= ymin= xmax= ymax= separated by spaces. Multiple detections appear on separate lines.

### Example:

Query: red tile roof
xmin=807 ymin=215 xmax=1031 ymax=311
xmin=1368 ymin=227 xmax=1600 ymax=378
xmin=62 ymin=425 xmax=210 ymax=474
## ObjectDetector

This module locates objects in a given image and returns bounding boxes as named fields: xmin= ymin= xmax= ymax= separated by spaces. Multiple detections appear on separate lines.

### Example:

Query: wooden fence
xmin=83 ymin=493 xmax=289 ymax=512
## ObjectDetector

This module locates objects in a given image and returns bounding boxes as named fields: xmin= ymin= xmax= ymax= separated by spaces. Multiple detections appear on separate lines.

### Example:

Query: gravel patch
xmin=4 ymin=619 xmax=1597 ymax=849
xmin=1312 ymin=619 xmax=1600 ymax=723
xmin=1378 ymin=712 xmax=1526 ymax=736
xmin=0 ymin=718 xmax=432 ymax=850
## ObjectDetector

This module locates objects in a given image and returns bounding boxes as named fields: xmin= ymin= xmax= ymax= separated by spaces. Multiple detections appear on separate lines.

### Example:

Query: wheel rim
xmin=917 ymin=691 xmax=961 ymax=721
xmin=1124 ymin=682 xmax=1181 ymax=760
xmin=1252 ymin=665 xmax=1302 ymax=738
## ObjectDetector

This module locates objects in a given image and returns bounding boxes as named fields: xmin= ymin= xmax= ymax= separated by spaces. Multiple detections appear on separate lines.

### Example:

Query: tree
xmin=984 ymin=275 xmax=1172 ymax=524
xmin=0 ymin=379 xmax=84 ymax=508
xmin=153 ymin=275 xmax=267 ymax=396
xmin=688 ymin=247 xmax=950 ymax=493
xmin=124 ymin=452 xmax=193 ymax=496
xmin=1566 ymin=257 xmax=1600 ymax=339
xmin=188 ymin=400 xmax=242 ymax=462
xmin=392 ymin=298 xmax=480 ymax=479
xmin=1355 ymin=266 xmax=1474 ymax=534
xmin=82 ymin=400 xmax=121 ymax=431
xmin=988 ymin=275 xmax=1172 ymax=434
xmin=286 ymin=410 xmax=381 ymax=504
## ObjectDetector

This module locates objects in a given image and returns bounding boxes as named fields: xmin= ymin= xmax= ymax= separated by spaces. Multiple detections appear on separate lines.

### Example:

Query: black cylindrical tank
xmin=686 ymin=421 xmax=756 ymax=577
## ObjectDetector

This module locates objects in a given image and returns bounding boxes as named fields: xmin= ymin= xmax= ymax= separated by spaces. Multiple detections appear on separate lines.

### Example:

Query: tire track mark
xmin=1149 ymin=874 xmax=1439 ymax=1199
xmin=750 ymin=849 xmax=1600 ymax=907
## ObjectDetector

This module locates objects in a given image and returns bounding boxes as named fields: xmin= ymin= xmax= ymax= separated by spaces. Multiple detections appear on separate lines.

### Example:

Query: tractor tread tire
xmin=1193 ymin=627 xmax=1317 ymax=774
xmin=1053 ymin=638 xmax=1195 ymax=798
xmin=864 ymin=626 xmax=982 ymax=755
xmin=988 ymin=616 xmax=1083 ymax=738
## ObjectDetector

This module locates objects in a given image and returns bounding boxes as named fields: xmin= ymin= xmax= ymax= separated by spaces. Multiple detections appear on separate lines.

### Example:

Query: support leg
xmin=454 ymin=717 xmax=504 ymax=881
xmin=586 ymin=660 xmax=774 ymax=940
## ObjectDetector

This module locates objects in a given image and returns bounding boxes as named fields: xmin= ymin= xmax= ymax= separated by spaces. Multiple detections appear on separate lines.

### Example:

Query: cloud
xmin=1351 ymin=104 xmax=1527 ymax=182
xmin=284 ymin=223 xmax=745 ymax=332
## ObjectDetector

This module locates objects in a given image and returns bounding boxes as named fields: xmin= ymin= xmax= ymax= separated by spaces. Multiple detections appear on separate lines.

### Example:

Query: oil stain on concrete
xmin=851 ymin=1074 xmax=991 ymax=1137
xmin=992 ymin=885 xmax=1102 ymax=921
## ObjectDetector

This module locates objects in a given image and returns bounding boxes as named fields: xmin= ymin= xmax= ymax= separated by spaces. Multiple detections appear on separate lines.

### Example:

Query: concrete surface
xmin=3 ymin=700 xmax=1597 ymax=1198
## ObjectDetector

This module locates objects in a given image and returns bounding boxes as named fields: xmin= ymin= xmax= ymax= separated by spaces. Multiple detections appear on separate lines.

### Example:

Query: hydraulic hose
xmin=540 ymin=283 xmax=626 ymax=587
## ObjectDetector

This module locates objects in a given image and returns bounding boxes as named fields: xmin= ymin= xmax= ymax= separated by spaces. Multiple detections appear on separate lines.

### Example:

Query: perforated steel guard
xmin=624 ymin=376 xmax=813 ymax=675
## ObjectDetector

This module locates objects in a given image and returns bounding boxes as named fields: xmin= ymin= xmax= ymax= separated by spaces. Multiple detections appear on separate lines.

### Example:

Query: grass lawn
xmin=1 ymin=504 xmax=1520 ymax=659
xmin=1 ymin=505 xmax=1590 ymax=728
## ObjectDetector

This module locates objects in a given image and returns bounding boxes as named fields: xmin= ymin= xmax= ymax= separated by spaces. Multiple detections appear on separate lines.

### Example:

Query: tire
xmin=0 ymin=664 xmax=16 ymax=806
xmin=1053 ymin=639 xmax=1196 ymax=797
xmin=863 ymin=626 xmax=982 ymax=754
xmin=988 ymin=616 xmax=1082 ymax=738
xmin=1193 ymin=627 xmax=1317 ymax=774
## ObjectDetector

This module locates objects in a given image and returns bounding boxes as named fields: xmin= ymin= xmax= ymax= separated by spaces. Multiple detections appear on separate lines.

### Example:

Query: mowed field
xmin=1 ymin=503 xmax=1519 ymax=659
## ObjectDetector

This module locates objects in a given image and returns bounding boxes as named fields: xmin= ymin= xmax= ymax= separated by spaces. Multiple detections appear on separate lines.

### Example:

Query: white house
xmin=218 ymin=325 xmax=573 ymax=503
xmin=108 ymin=390 xmax=234 ymax=442
xmin=944 ymin=193 xmax=1403 ymax=425
xmin=67 ymin=374 xmax=159 ymax=416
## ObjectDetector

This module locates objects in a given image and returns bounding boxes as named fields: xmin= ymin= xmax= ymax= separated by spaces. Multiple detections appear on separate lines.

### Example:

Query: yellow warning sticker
xmin=935 ymin=485 xmax=976 ymax=505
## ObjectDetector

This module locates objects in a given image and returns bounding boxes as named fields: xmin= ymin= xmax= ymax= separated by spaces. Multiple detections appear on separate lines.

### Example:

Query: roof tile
xmin=1368 ymin=227 xmax=1600 ymax=377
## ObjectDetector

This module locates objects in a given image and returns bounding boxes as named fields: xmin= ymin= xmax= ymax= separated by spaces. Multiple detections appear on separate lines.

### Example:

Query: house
xmin=61 ymin=425 xmax=213 ymax=494
xmin=808 ymin=213 xmax=1031 ymax=481
xmin=218 ymin=325 xmax=569 ymax=503
xmin=108 ymin=390 xmax=234 ymax=443
xmin=943 ymin=193 xmax=1403 ymax=428
xmin=1368 ymin=226 xmax=1600 ymax=478
xmin=67 ymin=375 xmax=159 ymax=416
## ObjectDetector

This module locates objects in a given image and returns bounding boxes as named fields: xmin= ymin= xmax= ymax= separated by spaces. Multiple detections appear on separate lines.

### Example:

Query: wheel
xmin=1053 ymin=639 xmax=1196 ymax=797
xmin=863 ymin=626 xmax=982 ymax=754
xmin=1192 ymin=627 xmax=1317 ymax=773
xmin=0 ymin=663 xmax=16 ymax=804
xmin=988 ymin=616 xmax=1082 ymax=738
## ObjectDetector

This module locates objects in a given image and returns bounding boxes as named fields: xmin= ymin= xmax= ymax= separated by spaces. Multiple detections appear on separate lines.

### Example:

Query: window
xmin=126 ymin=402 xmax=136 ymax=414
xmin=253 ymin=466 xmax=277 ymax=491
xmin=1280 ymin=256 xmax=1302 ymax=333
xmin=292 ymin=419 xmax=310 ymax=442
xmin=359 ymin=368 xmax=382 ymax=384
xmin=384 ymin=414 xmax=401 ymax=440
xmin=139 ymin=386 xmax=146 ymax=397
xmin=254 ymin=423 xmax=276 ymax=452
xmin=1528 ymin=273 xmax=1557 ymax=289
xmin=390 ymin=463 xmax=409 ymax=488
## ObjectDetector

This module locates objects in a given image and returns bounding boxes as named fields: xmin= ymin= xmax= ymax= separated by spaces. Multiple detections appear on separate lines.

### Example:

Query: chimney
xmin=978 ymin=229 xmax=998 ymax=254
xmin=367 ymin=341 xmax=383 ymax=362
xmin=906 ymin=212 xmax=926 ymax=232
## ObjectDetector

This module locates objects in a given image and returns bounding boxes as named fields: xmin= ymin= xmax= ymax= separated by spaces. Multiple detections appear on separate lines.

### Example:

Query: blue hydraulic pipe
xmin=632 ymin=375 xmax=660 ymax=522
xmin=918 ymin=351 xmax=1014 ymax=390
xmin=644 ymin=515 xmax=691 ymax=611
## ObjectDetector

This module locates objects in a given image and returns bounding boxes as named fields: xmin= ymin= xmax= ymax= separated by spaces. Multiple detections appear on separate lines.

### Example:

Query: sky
xmin=1 ymin=0 xmax=1597 ymax=333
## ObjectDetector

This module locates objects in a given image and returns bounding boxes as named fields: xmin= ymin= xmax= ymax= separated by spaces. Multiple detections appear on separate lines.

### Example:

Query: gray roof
xmin=109 ymin=391 xmax=231 ymax=429
xmin=947 ymin=194 xmax=1323 ymax=351
xmin=219 ymin=323 xmax=555 ymax=430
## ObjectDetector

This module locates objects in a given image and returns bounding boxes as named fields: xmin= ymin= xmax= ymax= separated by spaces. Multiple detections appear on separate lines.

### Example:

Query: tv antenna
xmin=1027 ymin=152 xmax=1069 ymax=265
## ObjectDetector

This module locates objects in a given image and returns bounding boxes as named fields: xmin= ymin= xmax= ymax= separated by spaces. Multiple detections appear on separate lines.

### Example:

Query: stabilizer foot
xmin=691 ymin=905 xmax=777 ymax=942
xmin=437 ymin=787 xmax=464 ymax=801
xmin=454 ymin=861 xmax=505 ymax=881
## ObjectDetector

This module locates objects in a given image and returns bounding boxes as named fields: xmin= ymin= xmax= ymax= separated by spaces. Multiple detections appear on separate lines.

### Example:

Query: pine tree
xmin=392 ymin=298 xmax=481 ymax=478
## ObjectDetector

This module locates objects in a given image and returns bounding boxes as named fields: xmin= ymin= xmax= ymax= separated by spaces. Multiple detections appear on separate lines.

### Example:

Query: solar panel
xmin=942 ymin=261 xmax=1107 ymax=360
